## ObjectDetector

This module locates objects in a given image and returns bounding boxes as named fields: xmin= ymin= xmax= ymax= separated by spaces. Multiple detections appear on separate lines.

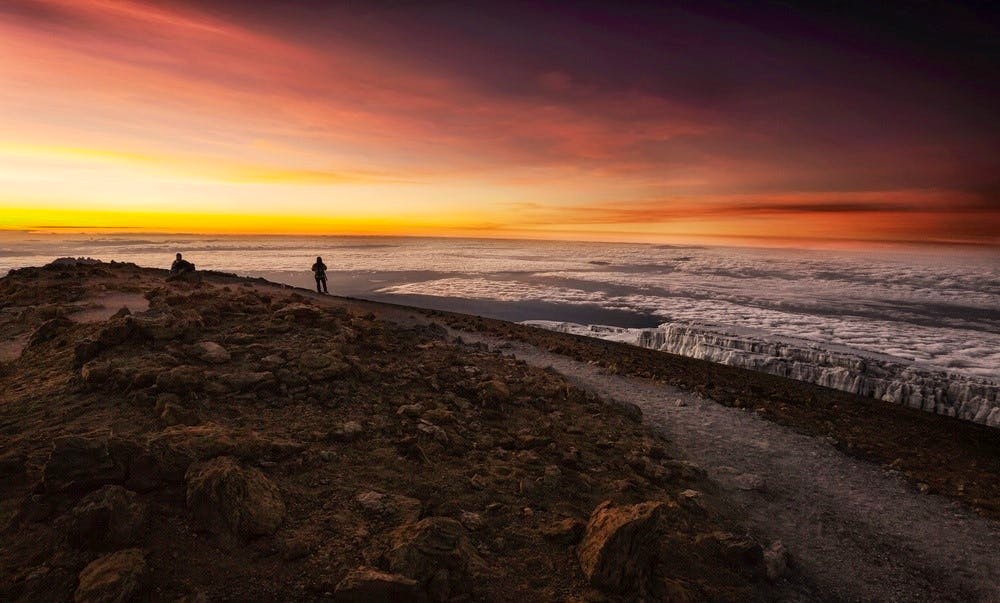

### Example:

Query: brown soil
xmin=0 ymin=262 xmax=788 ymax=602
xmin=431 ymin=310 xmax=1000 ymax=520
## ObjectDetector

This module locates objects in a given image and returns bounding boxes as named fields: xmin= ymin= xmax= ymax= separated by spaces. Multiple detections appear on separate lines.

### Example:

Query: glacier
xmin=523 ymin=320 xmax=1000 ymax=429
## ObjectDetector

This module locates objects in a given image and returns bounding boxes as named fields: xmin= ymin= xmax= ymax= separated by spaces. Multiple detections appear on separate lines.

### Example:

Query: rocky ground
xmin=434 ymin=312 xmax=1000 ymax=521
xmin=0 ymin=261 xmax=789 ymax=602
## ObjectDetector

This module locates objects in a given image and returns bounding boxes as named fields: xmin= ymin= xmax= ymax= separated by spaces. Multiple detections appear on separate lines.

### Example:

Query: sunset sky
xmin=1 ymin=0 xmax=997 ymax=244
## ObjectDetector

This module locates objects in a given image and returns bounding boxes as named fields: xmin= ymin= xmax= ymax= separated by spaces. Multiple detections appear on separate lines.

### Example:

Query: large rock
xmin=333 ymin=566 xmax=426 ymax=603
xmin=74 ymin=548 xmax=149 ymax=603
xmin=185 ymin=456 xmax=285 ymax=541
xmin=578 ymin=500 xmax=665 ymax=593
xmin=41 ymin=431 xmax=131 ymax=493
xmin=379 ymin=517 xmax=483 ymax=600
xmin=68 ymin=485 xmax=148 ymax=550
xmin=145 ymin=424 xmax=304 ymax=482
xmin=28 ymin=316 xmax=73 ymax=348
xmin=155 ymin=366 xmax=204 ymax=394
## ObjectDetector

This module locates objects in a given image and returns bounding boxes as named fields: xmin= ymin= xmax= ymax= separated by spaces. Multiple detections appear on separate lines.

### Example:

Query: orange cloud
xmin=0 ymin=0 xmax=994 ymax=245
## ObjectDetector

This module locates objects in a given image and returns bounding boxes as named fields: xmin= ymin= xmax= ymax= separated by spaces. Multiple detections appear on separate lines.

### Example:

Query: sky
xmin=0 ymin=0 xmax=997 ymax=245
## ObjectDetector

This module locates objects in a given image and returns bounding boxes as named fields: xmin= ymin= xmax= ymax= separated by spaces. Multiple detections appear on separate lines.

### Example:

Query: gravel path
xmin=459 ymin=332 xmax=1000 ymax=602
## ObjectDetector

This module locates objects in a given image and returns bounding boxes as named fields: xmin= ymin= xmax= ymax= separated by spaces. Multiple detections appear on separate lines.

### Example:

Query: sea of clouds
xmin=3 ymin=233 xmax=997 ymax=380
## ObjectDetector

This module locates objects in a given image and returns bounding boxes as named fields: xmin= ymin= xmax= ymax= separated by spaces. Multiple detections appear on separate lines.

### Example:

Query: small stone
xmin=732 ymin=473 xmax=766 ymax=491
xmin=540 ymin=517 xmax=585 ymax=545
xmin=333 ymin=566 xmax=425 ymax=603
xmin=397 ymin=403 xmax=423 ymax=418
xmin=763 ymin=540 xmax=789 ymax=581
xmin=458 ymin=511 xmax=484 ymax=531
xmin=73 ymin=548 xmax=149 ymax=603
xmin=196 ymin=341 xmax=230 ymax=364
xmin=160 ymin=403 xmax=201 ymax=427
xmin=331 ymin=421 xmax=364 ymax=442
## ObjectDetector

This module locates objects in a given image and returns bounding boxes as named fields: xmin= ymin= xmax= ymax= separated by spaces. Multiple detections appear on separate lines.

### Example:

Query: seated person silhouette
xmin=170 ymin=253 xmax=196 ymax=276
xmin=311 ymin=256 xmax=328 ymax=294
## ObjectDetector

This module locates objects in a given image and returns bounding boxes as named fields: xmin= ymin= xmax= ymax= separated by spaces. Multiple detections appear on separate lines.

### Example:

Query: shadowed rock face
xmin=578 ymin=500 xmax=666 ymax=594
xmin=185 ymin=456 xmax=286 ymax=541
xmin=0 ymin=261 xmax=779 ymax=601
xmin=67 ymin=485 xmax=148 ymax=551
xmin=73 ymin=548 xmax=149 ymax=603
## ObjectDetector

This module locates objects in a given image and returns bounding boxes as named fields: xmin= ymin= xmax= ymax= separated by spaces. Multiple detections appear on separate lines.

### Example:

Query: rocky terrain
xmin=0 ymin=261 xmax=786 ymax=602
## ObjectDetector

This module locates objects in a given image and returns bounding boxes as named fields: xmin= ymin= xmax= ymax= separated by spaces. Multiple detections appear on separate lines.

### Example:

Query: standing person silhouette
xmin=311 ymin=256 xmax=328 ymax=294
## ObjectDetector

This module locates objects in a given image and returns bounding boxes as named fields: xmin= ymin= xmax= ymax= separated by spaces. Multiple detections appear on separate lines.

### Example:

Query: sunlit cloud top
xmin=1 ymin=0 xmax=997 ymax=244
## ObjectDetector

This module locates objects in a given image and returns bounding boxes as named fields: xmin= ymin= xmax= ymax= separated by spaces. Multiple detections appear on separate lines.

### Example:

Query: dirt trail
xmin=252 ymin=282 xmax=1000 ymax=601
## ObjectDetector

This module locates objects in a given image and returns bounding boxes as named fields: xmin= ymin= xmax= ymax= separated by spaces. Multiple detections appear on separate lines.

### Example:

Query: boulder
xmin=68 ymin=485 xmax=148 ymax=550
xmin=380 ymin=517 xmax=483 ymax=599
xmin=41 ymin=431 xmax=131 ymax=493
xmin=27 ymin=316 xmax=73 ymax=348
xmin=159 ymin=402 xmax=202 ymax=427
xmin=333 ymin=566 xmax=426 ymax=603
xmin=706 ymin=531 xmax=766 ymax=580
xmin=73 ymin=548 xmax=149 ymax=603
xmin=216 ymin=370 xmax=274 ymax=392
xmin=185 ymin=456 xmax=285 ymax=540
xmin=355 ymin=490 xmax=422 ymax=523
xmin=274 ymin=303 xmax=321 ymax=321
xmin=578 ymin=500 xmax=665 ymax=593
xmin=155 ymin=366 xmax=204 ymax=394
xmin=195 ymin=341 xmax=230 ymax=364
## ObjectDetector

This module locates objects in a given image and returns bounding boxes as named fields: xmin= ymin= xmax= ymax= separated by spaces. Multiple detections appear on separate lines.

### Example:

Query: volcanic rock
xmin=578 ymin=500 xmax=665 ymax=593
xmin=355 ymin=490 xmax=422 ymax=523
xmin=333 ymin=566 xmax=426 ymax=603
xmin=541 ymin=517 xmax=586 ymax=545
xmin=155 ymin=366 xmax=204 ymax=394
xmin=40 ymin=431 xmax=131 ymax=493
xmin=195 ymin=341 xmax=230 ymax=364
xmin=68 ymin=485 xmax=148 ymax=550
xmin=185 ymin=456 xmax=285 ymax=541
xmin=379 ymin=517 xmax=484 ymax=599
xmin=73 ymin=548 xmax=149 ymax=603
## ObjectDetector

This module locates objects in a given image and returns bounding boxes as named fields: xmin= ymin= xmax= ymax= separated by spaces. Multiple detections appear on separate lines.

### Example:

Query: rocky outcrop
xmin=145 ymin=424 xmax=304 ymax=482
xmin=67 ymin=485 xmax=148 ymax=550
xmin=378 ymin=517 xmax=484 ymax=601
xmin=185 ymin=456 xmax=285 ymax=541
xmin=40 ymin=431 xmax=132 ymax=493
xmin=74 ymin=548 xmax=149 ymax=603
xmin=578 ymin=500 xmax=665 ymax=594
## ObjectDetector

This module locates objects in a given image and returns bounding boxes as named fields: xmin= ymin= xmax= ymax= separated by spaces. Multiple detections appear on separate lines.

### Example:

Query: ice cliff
xmin=523 ymin=321 xmax=1000 ymax=428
